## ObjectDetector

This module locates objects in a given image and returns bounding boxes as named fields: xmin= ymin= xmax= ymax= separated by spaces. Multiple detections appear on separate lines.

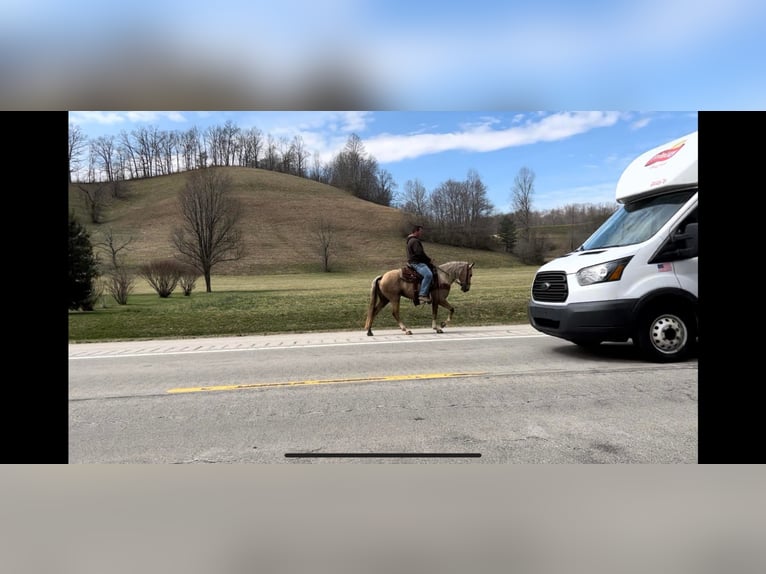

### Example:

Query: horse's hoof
xmin=367 ymin=330 xmax=373 ymax=336
xmin=435 ymin=328 xmax=443 ymax=334
xmin=406 ymin=330 xmax=412 ymax=335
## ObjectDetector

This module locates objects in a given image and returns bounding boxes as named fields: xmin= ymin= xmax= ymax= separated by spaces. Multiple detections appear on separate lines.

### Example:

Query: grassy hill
xmin=68 ymin=167 xmax=519 ymax=275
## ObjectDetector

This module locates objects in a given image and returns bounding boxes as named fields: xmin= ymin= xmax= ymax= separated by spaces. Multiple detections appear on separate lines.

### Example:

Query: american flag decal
xmin=657 ymin=262 xmax=672 ymax=272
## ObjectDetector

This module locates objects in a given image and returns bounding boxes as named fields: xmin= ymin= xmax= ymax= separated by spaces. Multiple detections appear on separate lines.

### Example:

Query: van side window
xmin=678 ymin=208 xmax=697 ymax=233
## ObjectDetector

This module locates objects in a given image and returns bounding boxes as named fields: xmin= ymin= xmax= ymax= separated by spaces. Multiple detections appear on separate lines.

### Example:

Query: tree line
xmin=68 ymin=122 xmax=397 ymax=207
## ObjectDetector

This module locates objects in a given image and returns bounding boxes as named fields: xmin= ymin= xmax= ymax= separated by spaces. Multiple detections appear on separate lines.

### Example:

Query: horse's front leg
xmin=430 ymin=300 xmax=444 ymax=333
xmin=391 ymin=298 xmax=412 ymax=335
xmin=431 ymin=303 xmax=444 ymax=333
xmin=436 ymin=300 xmax=454 ymax=331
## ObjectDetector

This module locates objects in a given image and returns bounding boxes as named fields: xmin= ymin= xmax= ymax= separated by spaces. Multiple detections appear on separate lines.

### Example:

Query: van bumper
xmin=528 ymin=299 xmax=637 ymax=343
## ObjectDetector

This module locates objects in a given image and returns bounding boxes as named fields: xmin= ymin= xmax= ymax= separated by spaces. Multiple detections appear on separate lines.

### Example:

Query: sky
xmin=69 ymin=110 xmax=698 ymax=213
xmin=5 ymin=1 xmax=766 ymax=109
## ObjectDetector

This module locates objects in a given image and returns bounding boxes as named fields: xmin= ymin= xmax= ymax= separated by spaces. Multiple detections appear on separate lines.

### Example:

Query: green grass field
xmin=69 ymin=266 xmax=538 ymax=342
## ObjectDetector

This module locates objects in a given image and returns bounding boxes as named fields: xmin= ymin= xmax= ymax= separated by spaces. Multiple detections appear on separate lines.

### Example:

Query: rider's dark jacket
xmin=406 ymin=234 xmax=431 ymax=265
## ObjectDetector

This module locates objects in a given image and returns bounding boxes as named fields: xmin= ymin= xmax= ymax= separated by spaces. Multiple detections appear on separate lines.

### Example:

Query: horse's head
xmin=458 ymin=262 xmax=474 ymax=292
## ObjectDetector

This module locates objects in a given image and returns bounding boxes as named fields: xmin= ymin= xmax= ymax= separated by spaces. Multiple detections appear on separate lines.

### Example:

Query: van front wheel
xmin=635 ymin=306 xmax=696 ymax=363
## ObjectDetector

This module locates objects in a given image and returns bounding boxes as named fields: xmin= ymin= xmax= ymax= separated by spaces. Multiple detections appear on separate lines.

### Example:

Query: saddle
xmin=400 ymin=264 xmax=421 ymax=283
xmin=399 ymin=264 xmax=449 ymax=290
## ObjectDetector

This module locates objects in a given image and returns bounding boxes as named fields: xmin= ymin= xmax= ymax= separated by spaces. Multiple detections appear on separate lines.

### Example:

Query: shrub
xmin=107 ymin=267 xmax=136 ymax=305
xmin=138 ymin=259 xmax=186 ymax=298
xmin=179 ymin=265 xmax=198 ymax=296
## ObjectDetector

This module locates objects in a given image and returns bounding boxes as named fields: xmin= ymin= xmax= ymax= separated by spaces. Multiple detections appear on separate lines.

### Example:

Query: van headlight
xmin=576 ymin=257 xmax=632 ymax=286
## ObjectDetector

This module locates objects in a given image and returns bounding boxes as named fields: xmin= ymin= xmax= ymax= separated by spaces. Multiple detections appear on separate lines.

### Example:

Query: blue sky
xmin=70 ymin=110 xmax=698 ymax=213
xmin=5 ymin=1 xmax=766 ymax=109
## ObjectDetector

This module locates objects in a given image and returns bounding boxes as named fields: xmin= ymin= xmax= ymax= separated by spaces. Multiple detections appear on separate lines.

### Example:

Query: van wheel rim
xmin=650 ymin=315 xmax=687 ymax=354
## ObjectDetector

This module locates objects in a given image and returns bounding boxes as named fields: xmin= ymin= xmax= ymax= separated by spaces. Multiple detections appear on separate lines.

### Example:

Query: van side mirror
xmin=673 ymin=222 xmax=698 ymax=258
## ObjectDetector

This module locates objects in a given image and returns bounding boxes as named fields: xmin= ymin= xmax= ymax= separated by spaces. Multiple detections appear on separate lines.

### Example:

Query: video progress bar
xmin=285 ymin=453 xmax=481 ymax=458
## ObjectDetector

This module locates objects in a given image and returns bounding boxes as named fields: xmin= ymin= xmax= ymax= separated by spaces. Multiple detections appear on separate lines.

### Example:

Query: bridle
xmin=445 ymin=262 xmax=471 ymax=293
xmin=433 ymin=262 xmax=472 ymax=293
xmin=457 ymin=262 xmax=472 ymax=292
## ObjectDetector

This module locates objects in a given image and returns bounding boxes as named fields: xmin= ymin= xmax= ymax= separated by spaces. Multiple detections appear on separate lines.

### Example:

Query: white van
xmin=527 ymin=131 xmax=698 ymax=362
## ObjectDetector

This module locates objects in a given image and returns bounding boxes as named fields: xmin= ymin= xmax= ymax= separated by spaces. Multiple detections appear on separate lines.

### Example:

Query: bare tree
xmin=132 ymin=126 xmax=155 ymax=178
xmin=428 ymin=170 xmax=494 ymax=248
xmin=157 ymin=129 xmax=177 ymax=175
xmin=181 ymin=126 xmax=202 ymax=170
xmin=331 ymin=133 xmax=368 ymax=197
xmin=309 ymin=152 xmax=332 ymax=183
xmin=222 ymin=120 xmax=241 ymax=166
xmin=205 ymin=121 xmax=239 ymax=167
xmin=465 ymin=169 xmax=494 ymax=224
xmin=264 ymin=134 xmax=279 ymax=170
xmin=277 ymin=136 xmax=294 ymax=173
xmin=118 ymin=129 xmax=139 ymax=180
xmin=95 ymin=228 xmax=136 ymax=305
xmin=400 ymin=178 xmax=430 ymax=218
xmin=311 ymin=218 xmax=337 ymax=272
xmin=68 ymin=123 xmax=88 ymax=183
xmin=108 ymin=178 xmax=130 ymax=200
xmin=172 ymin=169 xmax=244 ymax=292
xmin=90 ymin=135 xmax=117 ymax=182
xmin=511 ymin=166 xmax=535 ymax=241
xmin=430 ymin=179 xmax=459 ymax=226
xmin=566 ymin=203 xmax=580 ymax=251
xmin=77 ymin=183 xmax=112 ymax=223
xmin=238 ymin=126 xmax=263 ymax=168
xmin=148 ymin=128 xmax=168 ymax=176
xmin=371 ymin=168 xmax=397 ymax=206
xmin=97 ymin=228 xmax=134 ymax=269
xmin=291 ymin=135 xmax=310 ymax=177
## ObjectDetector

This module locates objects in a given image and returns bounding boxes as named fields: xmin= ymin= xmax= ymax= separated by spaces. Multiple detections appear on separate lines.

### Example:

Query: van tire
xmin=635 ymin=305 xmax=696 ymax=363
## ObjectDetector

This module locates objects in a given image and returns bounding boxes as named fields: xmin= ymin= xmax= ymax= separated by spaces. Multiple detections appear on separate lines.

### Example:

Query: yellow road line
xmin=167 ymin=371 xmax=488 ymax=394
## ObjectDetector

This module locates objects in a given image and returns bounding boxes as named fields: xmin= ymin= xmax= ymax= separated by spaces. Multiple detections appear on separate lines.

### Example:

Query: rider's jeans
xmin=410 ymin=263 xmax=433 ymax=297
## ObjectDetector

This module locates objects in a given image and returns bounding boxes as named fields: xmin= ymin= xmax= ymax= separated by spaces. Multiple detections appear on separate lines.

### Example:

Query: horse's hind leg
xmin=366 ymin=298 xmax=389 ymax=336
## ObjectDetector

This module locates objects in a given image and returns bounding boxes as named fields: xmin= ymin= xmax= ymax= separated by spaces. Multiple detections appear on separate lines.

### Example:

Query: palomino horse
xmin=365 ymin=261 xmax=474 ymax=336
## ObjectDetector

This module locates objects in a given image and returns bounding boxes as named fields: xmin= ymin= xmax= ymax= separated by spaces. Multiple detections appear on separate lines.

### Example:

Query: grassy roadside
xmin=68 ymin=266 xmax=538 ymax=343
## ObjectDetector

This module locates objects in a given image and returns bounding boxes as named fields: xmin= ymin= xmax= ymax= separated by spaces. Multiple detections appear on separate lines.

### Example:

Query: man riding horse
xmin=406 ymin=224 xmax=434 ymax=306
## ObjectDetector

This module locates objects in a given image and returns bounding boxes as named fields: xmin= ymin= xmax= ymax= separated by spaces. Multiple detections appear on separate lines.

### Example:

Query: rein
xmin=434 ymin=262 xmax=468 ymax=290
xmin=432 ymin=264 xmax=451 ymax=290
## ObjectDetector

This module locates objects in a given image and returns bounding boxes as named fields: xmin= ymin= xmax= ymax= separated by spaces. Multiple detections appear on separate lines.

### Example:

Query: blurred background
xmin=3 ymin=0 xmax=765 ymax=109
xmin=2 ymin=465 xmax=765 ymax=574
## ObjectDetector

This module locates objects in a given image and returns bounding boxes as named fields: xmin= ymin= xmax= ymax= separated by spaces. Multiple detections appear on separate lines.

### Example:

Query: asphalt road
xmin=68 ymin=324 xmax=698 ymax=463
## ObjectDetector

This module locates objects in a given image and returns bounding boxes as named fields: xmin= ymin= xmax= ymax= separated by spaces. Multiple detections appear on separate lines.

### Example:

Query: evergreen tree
xmin=497 ymin=214 xmax=517 ymax=253
xmin=69 ymin=212 xmax=99 ymax=310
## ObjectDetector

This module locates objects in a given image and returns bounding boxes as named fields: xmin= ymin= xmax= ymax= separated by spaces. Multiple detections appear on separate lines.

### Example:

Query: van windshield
xmin=579 ymin=189 xmax=696 ymax=250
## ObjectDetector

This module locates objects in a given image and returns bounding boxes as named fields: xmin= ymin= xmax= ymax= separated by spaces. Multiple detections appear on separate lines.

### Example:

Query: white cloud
xmin=69 ymin=111 xmax=189 ymax=126
xmin=630 ymin=117 xmax=652 ymax=130
xmin=365 ymin=111 xmax=623 ymax=163
xmin=69 ymin=111 xmax=129 ymax=125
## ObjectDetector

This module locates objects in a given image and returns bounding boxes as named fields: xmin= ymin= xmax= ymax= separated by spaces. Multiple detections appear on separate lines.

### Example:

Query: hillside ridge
xmin=69 ymin=167 xmax=516 ymax=274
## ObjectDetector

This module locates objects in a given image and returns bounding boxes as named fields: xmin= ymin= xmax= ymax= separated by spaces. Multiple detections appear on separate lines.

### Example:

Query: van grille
xmin=532 ymin=271 xmax=568 ymax=302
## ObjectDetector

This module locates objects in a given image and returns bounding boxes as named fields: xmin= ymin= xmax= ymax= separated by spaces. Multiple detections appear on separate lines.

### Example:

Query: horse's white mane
xmin=436 ymin=261 xmax=469 ymax=281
